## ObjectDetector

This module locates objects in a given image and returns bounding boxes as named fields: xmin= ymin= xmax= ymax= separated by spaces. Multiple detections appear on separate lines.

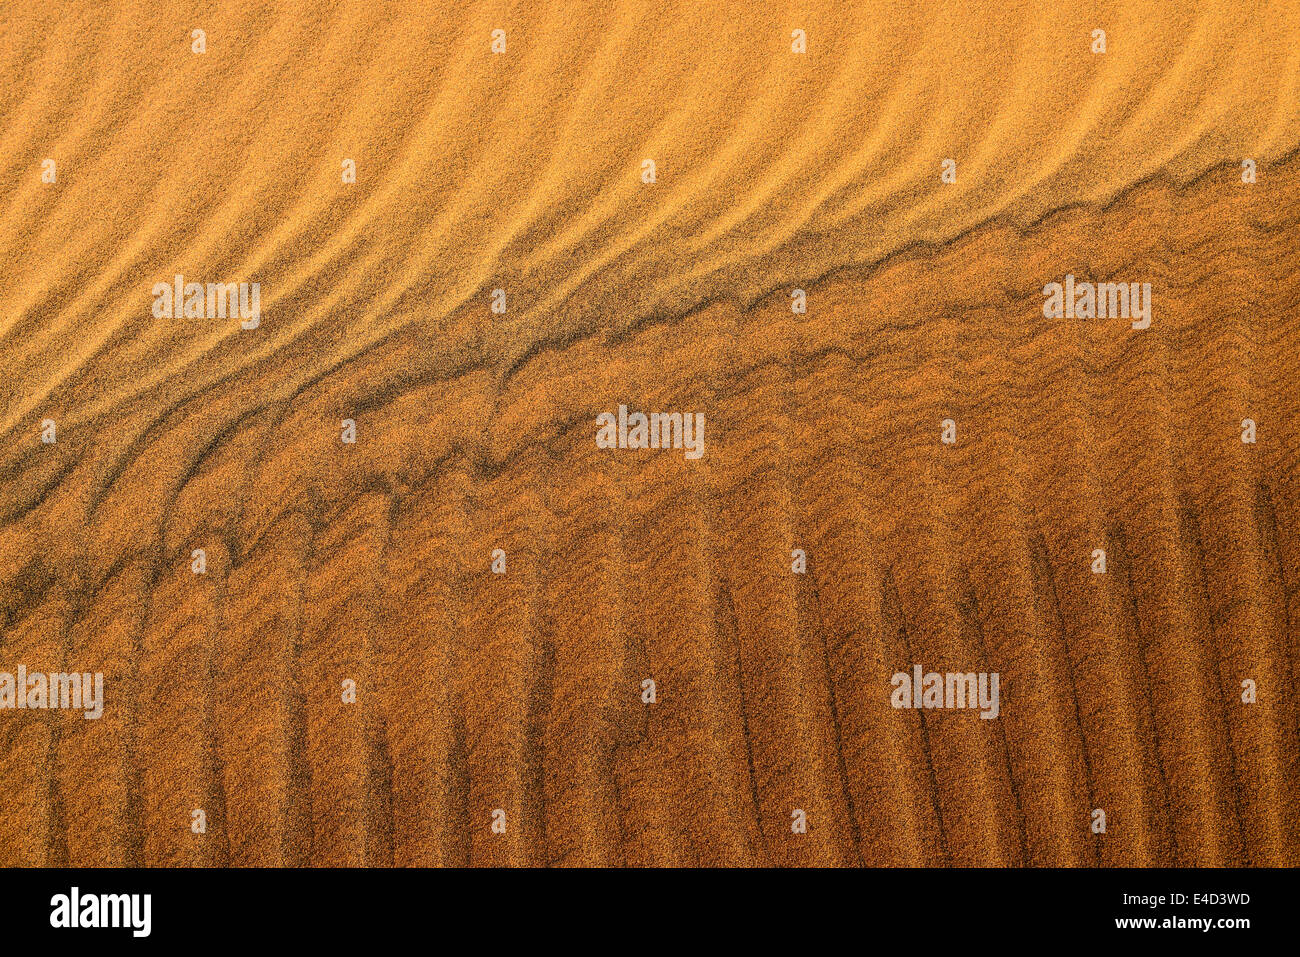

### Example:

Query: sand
xmin=0 ymin=1 xmax=1297 ymax=865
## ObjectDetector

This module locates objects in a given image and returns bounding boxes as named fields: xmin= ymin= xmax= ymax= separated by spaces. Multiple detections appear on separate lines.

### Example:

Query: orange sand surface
xmin=0 ymin=1 xmax=1297 ymax=865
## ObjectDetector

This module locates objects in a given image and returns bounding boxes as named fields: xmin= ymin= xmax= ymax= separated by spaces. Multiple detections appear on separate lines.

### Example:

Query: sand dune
xmin=0 ymin=1 xmax=1297 ymax=865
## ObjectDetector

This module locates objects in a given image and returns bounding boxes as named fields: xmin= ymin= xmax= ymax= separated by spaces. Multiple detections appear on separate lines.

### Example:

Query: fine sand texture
xmin=1 ymin=1 xmax=1298 ymax=866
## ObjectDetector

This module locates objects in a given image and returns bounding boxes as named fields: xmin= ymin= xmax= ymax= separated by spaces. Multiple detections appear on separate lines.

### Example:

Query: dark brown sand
xmin=1 ymin=159 xmax=1296 ymax=865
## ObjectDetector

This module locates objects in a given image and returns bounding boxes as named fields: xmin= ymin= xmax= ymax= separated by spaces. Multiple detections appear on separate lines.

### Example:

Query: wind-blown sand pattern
xmin=0 ymin=1 xmax=1297 ymax=866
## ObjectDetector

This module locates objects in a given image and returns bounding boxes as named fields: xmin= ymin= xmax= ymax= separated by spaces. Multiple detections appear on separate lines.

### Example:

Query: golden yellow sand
xmin=3 ymin=1 xmax=1299 ymax=431
xmin=0 ymin=1 xmax=1297 ymax=865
